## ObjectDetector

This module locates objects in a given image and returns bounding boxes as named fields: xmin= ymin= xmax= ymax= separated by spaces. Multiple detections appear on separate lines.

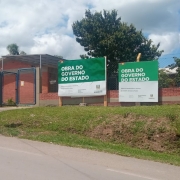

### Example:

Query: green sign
xmin=119 ymin=61 xmax=158 ymax=102
xmin=58 ymin=57 xmax=105 ymax=84
xmin=119 ymin=61 xmax=158 ymax=82
xmin=58 ymin=57 xmax=106 ymax=97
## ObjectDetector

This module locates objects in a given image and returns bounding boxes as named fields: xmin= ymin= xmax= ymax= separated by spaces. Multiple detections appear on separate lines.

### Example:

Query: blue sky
xmin=0 ymin=0 xmax=179 ymax=68
xmin=159 ymin=49 xmax=180 ymax=67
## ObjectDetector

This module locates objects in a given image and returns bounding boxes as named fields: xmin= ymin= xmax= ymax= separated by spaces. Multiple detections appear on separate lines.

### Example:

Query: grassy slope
xmin=0 ymin=105 xmax=180 ymax=166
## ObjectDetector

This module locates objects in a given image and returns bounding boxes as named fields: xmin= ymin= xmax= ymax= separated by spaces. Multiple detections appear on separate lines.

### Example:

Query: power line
xmin=142 ymin=55 xmax=180 ymax=59
xmin=160 ymin=53 xmax=180 ymax=56
xmin=140 ymin=53 xmax=180 ymax=58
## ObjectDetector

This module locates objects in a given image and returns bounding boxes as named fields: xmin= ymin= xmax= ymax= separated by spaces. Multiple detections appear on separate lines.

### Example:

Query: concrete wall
xmin=39 ymin=93 xmax=104 ymax=106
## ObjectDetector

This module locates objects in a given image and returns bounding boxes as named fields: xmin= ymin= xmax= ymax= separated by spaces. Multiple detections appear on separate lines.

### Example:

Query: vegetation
xmin=7 ymin=43 xmax=19 ymax=55
xmin=158 ymin=70 xmax=175 ymax=88
xmin=159 ymin=57 xmax=180 ymax=88
xmin=54 ymin=55 xmax=63 ymax=59
xmin=6 ymin=98 xmax=16 ymax=106
xmin=7 ymin=43 xmax=26 ymax=55
xmin=0 ymin=105 xmax=180 ymax=166
xmin=174 ymin=57 xmax=180 ymax=87
xmin=72 ymin=9 xmax=163 ymax=73
xmin=20 ymin=51 xmax=26 ymax=55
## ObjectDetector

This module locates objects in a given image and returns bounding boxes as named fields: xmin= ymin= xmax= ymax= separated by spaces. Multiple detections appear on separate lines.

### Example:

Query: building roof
xmin=1 ymin=54 xmax=63 ymax=68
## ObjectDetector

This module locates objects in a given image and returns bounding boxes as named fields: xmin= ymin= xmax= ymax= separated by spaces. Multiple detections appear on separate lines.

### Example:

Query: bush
xmin=7 ymin=98 xmax=16 ymax=106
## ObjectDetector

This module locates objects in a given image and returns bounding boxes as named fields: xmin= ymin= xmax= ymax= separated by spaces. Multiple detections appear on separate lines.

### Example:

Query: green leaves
xmin=174 ymin=57 xmax=180 ymax=86
xmin=159 ymin=70 xmax=175 ymax=88
xmin=7 ymin=43 xmax=19 ymax=55
xmin=6 ymin=43 xmax=26 ymax=55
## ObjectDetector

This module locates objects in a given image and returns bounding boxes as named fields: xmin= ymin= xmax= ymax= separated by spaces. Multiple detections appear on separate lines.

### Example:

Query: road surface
xmin=0 ymin=135 xmax=179 ymax=180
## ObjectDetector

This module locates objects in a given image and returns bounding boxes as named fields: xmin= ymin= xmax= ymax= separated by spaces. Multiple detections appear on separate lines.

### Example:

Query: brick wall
xmin=40 ymin=93 xmax=59 ymax=100
xmin=159 ymin=88 xmax=180 ymax=96
xmin=42 ymin=71 xmax=48 ymax=93
xmin=40 ymin=88 xmax=180 ymax=106
xmin=108 ymin=90 xmax=118 ymax=98
xmin=0 ymin=60 xmax=32 ymax=70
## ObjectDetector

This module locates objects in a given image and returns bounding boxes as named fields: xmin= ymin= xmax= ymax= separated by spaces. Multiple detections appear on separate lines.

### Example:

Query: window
xmin=48 ymin=67 xmax=58 ymax=92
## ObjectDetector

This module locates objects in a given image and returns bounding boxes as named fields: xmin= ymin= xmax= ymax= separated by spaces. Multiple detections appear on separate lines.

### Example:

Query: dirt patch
xmin=86 ymin=113 xmax=179 ymax=153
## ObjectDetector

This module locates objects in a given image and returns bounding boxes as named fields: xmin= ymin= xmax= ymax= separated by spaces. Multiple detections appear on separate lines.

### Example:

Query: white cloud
xmin=149 ymin=33 xmax=180 ymax=54
xmin=30 ymin=33 xmax=84 ymax=59
xmin=0 ymin=0 xmax=88 ymax=56
xmin=0 ymin=0 xmax=179 ymax=65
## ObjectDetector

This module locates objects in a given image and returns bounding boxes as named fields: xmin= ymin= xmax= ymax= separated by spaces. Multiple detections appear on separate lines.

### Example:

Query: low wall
xmin=39 ymin=88 xmax=180 ymax=106
xmin=39 ymin=93 xmax=104 ymax=106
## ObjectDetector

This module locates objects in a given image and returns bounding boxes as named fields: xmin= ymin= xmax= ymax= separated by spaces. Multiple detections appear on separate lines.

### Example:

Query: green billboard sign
xmin=119 ymin=61 xmax=158 ymax=102
xmin=58 ymin=57 xmax=106 ymax=96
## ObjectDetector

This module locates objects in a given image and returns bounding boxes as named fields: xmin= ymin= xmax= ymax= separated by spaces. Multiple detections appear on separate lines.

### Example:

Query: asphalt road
xmin=0 ymin=135 xmax=179 ymax=180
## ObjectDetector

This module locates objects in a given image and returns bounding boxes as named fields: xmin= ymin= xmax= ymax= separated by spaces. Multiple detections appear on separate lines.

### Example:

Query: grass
xmin=0 ymin=105 xmax=180 ymax=166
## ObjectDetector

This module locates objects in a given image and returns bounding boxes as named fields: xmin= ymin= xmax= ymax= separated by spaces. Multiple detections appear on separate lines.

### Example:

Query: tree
xmin=72 ymin=9 xmax=163 ymax=74
xmin=160 ymin=57 xmax=180 ymax=87
xmin=7 ymin=43 xmax=19 ymax=55
xmin=20 ymin=51 xmax=26 ymax=55
xmin=54 ymin=55 xmax=63 ymax=59
xmin=173 ymin=57 xmax=180 ymax=87
xmin=158 ymin=70 xmax=175 ymax=88
xmin=7 ymin=43 xmax=26 ymax=55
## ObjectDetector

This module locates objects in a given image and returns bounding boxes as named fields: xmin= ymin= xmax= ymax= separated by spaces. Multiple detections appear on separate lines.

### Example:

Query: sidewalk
xmin=0 ymin=106 xmax=31 ymax=112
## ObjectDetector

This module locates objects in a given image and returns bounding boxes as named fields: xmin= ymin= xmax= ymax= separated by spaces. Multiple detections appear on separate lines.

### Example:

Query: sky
xmin=0 ymin=0 xmax=180 ymax=67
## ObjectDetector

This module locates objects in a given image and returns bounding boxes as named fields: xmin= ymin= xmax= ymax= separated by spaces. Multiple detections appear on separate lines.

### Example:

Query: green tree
xmin=158 ymin=70 xmax=175 ymax=88
xmin=54 ymin=55 xmax=63 ymax=59
xmin=173 ymin=57 xmax=180 ymax=87
xmin=7 ymin=43 xmax=20 ymax=55
xmin=7 ymin=43 xmax=26 ymax=55
xmin=72 ymin=9 xmax=163 ymax=74
xmin=20 ymin=51 xmax=26 ymax=55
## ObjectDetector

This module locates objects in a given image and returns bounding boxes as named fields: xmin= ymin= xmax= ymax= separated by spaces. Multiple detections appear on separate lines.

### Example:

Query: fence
xmin=107 ymin=61 xmax=119 ymax=90
xmin=0 ymin=68 xmax=36 ymax=106
xmin=2 ymin=71 xmax=17 ymax=105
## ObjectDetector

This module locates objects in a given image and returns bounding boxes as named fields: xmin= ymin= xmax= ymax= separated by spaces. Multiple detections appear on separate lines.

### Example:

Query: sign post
xmin=136 ymin=53 xmax=141 ymax=106
xmin=59 ymin=96 xmax=62 ymax=107
xmin=104 ymin=56 xmax=108 ymax=107
xmin=136 ymin=53 xmax=141 ymax=62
